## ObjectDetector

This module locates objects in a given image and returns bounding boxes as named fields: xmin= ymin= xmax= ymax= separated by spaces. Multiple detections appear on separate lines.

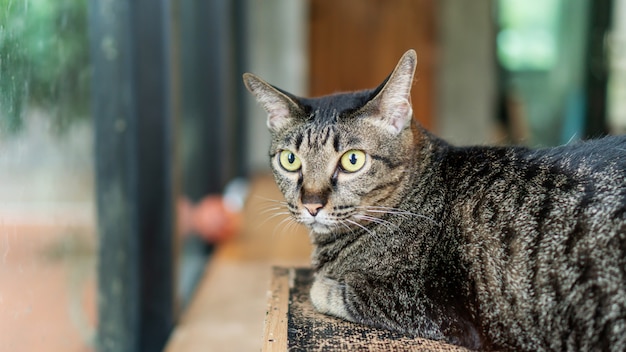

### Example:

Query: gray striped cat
xmin=243 ymin=50 xmax=626 ymax=351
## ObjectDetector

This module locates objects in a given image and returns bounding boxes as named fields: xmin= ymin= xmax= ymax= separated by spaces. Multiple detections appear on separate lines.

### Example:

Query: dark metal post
xmin=179 ymin=0 xmax=247 ymax=202
xmin=233 ymin=0 xmax=249 ymax=178
xmin=89 ymin=0 xmax=177 ymax=350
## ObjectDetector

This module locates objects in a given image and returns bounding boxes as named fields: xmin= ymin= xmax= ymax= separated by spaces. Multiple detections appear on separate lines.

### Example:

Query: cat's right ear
xmin=243 ymin=73 xmax=300 ymax=131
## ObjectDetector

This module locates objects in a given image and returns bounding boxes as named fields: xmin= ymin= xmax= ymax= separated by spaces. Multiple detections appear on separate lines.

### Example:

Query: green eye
xmin=340 ymin=150 xmax=366 ymax=172
xmin=279 ymin=150 xmax=301 ymax=172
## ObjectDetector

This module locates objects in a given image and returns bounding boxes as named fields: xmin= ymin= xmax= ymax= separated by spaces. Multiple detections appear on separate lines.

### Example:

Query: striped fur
xmin=244 ymin=50 xmax=626 ymax=351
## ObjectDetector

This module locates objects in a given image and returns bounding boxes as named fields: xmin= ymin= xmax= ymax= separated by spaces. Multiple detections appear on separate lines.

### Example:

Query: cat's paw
xmin=310 ymin=275 xmax=353 ymax=321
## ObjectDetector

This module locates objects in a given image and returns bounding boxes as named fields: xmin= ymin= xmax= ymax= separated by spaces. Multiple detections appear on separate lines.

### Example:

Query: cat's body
xmin=244 ymin=50 xmax=626 ymax=351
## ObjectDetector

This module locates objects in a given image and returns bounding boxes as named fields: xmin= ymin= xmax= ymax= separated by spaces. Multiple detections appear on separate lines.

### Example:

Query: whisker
xmin=358 ymin=205 xmax=417 ymax=213
xmin=286 ymin=219 xmax=304 ymax=237
xmin=344 ymin=218 xmax=387 ymax=245
xmin=354 ymin=216 xmax=399 ymax=236
xmin=256 ymin=200 xmax=288 ymax=213
xmin=254 ymin=211 xmax=291 ymax=231
xmin=336 ymin=221 xmax=351 ymax=235
xmin=356 ymin=206 xmax=440 ymax=226
xmin=258 ymin=206 xmax=289 ymax=215
xmin=344 ymin=218 xmax=370 ymax=234
xmin=355 ymin=214 xmax=400 ymax=232
xmin=252 ymin=195 xmax=287 ymax=204
xmin=273 ymin=216 xmax=296 ymax=238
xmin=336 ymin=219 xmax=358 ymax=240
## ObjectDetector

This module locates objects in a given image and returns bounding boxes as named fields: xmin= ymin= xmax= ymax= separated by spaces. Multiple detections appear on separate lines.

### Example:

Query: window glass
xmin=0 ymin=0 xmax=96 ymax=350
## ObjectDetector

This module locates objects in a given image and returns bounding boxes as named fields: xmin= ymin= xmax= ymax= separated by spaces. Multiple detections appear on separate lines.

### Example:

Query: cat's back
xmin=439 ymin=135 xmax=626 ymax=351
xmin=538 ymin=134 xmax=626 ymax=176
xmin=449 ymin=134 xmax=626 ymax=256
xmin=445 ymin=135 xmax=626 ymax=201
xmin=531 ymin=135 xmax=626 ymax=218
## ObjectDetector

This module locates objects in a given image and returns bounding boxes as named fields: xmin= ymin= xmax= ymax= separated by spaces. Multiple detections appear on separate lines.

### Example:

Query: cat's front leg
xmin=310 ymin=274 xmax=354 ymax=322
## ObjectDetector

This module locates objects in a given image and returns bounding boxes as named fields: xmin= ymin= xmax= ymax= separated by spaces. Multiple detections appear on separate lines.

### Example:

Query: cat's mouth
xmin=308 ymin=222 xmax=333 ymax=234
xmin=288 ymin=203 xmax=398 ymax=235
xmin=297 ymin=207 xmax=370 ymax=235
xmin=292 ymin=205 xmax=435 ymax=236
xmin=299 ymin=211 xmax=336 ymax=234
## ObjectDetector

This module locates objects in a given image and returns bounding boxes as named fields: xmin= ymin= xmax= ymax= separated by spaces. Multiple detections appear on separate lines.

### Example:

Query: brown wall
xmin=309 ymin=0 xmax=437 ymax=129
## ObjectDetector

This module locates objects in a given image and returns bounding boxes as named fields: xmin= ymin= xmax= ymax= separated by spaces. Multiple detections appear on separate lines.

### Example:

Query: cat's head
xmin=244 ymin=50 xmax=419 ymax=235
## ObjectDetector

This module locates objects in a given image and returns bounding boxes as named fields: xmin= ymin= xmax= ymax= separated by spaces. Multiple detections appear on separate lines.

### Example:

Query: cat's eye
xmin=279 ymin=150 xmax=302 ymax=172
xmin=340 ymin=150 xmax=366 ymax=173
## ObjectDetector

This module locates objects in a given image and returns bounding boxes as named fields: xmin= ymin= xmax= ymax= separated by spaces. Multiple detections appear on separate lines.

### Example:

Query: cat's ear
xmin=243 ymin=73 xmax=300 ymax=131
xmin=368 ymin=49 xmax=417 ymax=135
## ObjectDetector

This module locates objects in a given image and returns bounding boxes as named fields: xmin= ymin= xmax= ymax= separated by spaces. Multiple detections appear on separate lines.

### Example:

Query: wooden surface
xmin=309 ymin=0 xmax=437 ymax=130
xmin=165 ymin=175 xmax=312 ymax=352
xmin=262 ymin=267 xmax=291 ymax=351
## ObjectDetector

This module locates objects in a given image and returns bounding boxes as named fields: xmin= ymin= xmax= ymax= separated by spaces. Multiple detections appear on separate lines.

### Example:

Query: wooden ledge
xmin=165 ymin=175 xmax=312 ymax=351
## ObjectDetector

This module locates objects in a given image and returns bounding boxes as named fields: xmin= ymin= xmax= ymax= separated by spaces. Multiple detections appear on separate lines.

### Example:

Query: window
xmin=0 ymin=0 xmax=96 ymax=350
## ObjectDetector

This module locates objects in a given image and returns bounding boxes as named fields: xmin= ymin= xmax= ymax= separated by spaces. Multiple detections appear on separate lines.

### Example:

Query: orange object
xmin=178 ymin=195 xmax=241 ymax=243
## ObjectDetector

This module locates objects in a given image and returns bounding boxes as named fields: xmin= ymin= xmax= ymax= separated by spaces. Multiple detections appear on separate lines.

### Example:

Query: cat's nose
xmin=303 ymin=203 xmax=324 ymax=216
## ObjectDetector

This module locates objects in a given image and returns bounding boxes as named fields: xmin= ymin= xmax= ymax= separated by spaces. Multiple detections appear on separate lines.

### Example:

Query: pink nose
xmin=303 ymin=203 xmax=323 ymax=216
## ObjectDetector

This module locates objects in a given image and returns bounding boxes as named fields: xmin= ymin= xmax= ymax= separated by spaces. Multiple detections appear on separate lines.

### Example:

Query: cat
xmin=243 ymin=49 xmax=626 ymax=351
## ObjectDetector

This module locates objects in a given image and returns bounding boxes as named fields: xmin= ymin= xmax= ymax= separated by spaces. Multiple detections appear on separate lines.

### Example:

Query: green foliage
xmin=0 ymin=0 xmax=90 ymax=134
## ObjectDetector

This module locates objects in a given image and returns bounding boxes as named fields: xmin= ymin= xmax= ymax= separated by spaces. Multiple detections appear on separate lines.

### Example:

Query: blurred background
xmin=0 ymin=0 xmax=625 ymax=351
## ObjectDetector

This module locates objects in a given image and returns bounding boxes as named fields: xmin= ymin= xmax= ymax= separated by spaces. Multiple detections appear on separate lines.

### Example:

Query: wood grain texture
xmin=262 ymin=267 xmax=291 ymax=351
xmin=309 ymin=0 xmax=437 ymax=129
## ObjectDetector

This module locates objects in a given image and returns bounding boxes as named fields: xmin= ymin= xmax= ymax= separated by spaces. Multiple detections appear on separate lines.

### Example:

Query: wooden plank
xmin=262 ymin=267 xmax=292 ymax=351
xmin=164 ymin=176 xmax=311 ymax=352
xmin=165 ymin=258 xmax=273 ymax=352
xmin=309 ymin=0 xmax=437 ymax=130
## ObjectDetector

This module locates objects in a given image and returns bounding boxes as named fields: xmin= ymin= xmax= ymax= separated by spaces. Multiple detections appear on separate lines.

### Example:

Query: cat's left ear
xmin=243 ymin=73 xmax=301 ymax=131
xmin=367 ymin=49 xmax=417 ymax=135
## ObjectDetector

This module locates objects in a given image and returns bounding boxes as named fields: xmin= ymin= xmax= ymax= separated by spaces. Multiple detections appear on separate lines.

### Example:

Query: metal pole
xmin=89 ymin=0 xmax=177 ymax=350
